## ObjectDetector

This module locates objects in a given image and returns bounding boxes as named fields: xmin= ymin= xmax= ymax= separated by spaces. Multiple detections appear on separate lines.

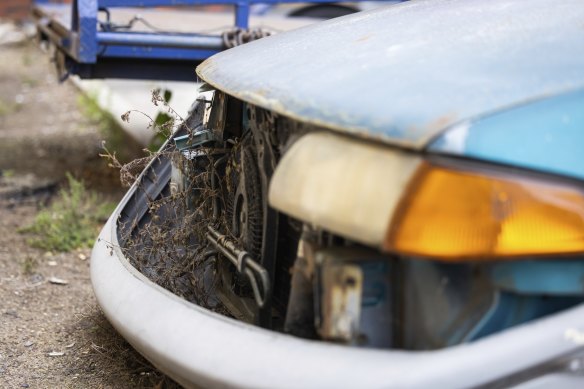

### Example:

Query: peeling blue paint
xmin=197 ymin=0 xmax=584 ymax=149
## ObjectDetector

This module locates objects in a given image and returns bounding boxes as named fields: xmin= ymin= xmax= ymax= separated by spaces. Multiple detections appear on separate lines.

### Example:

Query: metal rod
xmin=97 ymin=32 xmax=224 ymax=49
xmin=211 ymin=155 xmax=229 ymax=220
xmin=235 ymin=2 xmax=250 ymax=29
xmin=206 ymin=225 xmax=270 ymax=307
xmin=98 ymin=0 xmax=371 ymax=6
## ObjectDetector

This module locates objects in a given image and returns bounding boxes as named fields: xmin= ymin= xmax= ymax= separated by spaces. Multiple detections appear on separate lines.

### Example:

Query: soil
xmin=0 ymin=33 xmax=180 ymax=388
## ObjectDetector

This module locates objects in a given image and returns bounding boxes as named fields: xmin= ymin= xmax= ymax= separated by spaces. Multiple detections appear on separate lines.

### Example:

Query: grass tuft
xmin=21 ymin=255 xmax=38 ymax=275
xmin=20 ymin=173 xmax=115 ymax=252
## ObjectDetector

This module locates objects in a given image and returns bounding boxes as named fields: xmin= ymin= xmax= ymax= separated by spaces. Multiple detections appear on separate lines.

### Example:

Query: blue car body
xmin=430 ymin=88 xmax=584 ymax=181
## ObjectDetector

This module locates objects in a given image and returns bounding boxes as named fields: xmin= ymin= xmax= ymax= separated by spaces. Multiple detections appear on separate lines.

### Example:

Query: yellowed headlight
xmin=385 ymin=162 xmax=584 ymax=260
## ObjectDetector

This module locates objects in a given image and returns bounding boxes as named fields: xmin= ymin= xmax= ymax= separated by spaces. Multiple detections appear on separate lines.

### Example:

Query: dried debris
xmin=120 ymin=149 xmax=225 ymax=310
xmin=107 ymin=91 xmax=234 ymax=313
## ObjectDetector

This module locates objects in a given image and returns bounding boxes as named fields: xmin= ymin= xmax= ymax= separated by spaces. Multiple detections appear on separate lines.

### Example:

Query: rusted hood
xmin=197 ymin=0 xmax=584 ymax=149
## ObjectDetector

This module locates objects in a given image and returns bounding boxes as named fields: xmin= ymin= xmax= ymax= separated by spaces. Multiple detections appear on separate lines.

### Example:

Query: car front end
xmin=92 ymin=0 xmax=584 ymax=387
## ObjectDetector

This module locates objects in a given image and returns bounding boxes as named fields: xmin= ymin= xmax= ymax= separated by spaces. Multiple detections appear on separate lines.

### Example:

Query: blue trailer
xmin=32 ymin=0 xmax=393 ymax=80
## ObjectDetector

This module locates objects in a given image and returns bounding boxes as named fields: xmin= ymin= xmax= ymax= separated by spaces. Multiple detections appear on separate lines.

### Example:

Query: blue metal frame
xmin=33 ymin=0 xmax=394 ymax=80
xmin=95 ymin=0 xmax=363 ymax=29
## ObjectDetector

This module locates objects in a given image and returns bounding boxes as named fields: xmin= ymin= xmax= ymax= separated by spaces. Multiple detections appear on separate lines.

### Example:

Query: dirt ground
xmin=0 ymin=30 xmax=180 ymax=388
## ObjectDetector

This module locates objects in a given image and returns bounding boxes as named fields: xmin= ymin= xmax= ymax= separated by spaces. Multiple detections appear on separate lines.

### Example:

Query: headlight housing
xmin=269 ymin=131 xmax=584 ymax=261
xmin=386 ymin=160 xmax=584 ymax=260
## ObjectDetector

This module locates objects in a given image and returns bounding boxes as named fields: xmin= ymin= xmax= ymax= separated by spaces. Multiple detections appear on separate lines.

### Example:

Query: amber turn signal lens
xmin=385 ymin=162 xmax=584 ymax=260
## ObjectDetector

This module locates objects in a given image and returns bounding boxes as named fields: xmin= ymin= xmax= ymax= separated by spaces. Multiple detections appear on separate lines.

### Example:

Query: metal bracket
xmin=173 ymin=130 xmax=215 ymax=151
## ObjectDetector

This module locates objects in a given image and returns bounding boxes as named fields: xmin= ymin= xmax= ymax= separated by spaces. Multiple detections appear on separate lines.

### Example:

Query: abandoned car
xmin=91 ymin=0 xmax=584 ymax=387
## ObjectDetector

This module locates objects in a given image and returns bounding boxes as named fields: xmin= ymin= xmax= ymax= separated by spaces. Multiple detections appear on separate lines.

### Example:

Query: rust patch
xmin=354 ymin=34 xmax=372 ymax=43
xmin=253 ymin=88 xmax=269 ymax=98
xmin=319 ymin=260 xmax=363 ymax=343
xmin=406 ymin=112 xmax=458 ymax=137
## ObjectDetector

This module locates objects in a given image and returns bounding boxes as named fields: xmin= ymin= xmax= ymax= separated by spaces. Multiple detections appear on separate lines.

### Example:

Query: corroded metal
xmin=318 ymin=258 xmax=363 ymax=343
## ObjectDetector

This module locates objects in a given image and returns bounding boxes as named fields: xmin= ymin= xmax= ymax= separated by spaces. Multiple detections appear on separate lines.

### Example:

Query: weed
xmin=0 ymin=99 xmax=14 ymax=117
xmin=148 ymin=111 xmax=173 ymax=152
xmin=21 ymin=51 xmax=32 ymax=67
xmin=77 ymin=94 xmax=141 ymax=163
xmin=119 ymin=88 xmax=176 ymax=152
xmin=21 ymin=256 xmax=37 ymax=275
xmin=21 ymin=75 xmax=38 ymax=87
xmin=20 ymin=173 xmax=116 ymax=252
xmin=77 ymin=94 xmax=106 ymax=124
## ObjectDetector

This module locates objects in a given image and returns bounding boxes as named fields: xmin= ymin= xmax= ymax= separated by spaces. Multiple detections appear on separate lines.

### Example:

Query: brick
xmin=0 ymin=0 xmax=32 ymax=21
